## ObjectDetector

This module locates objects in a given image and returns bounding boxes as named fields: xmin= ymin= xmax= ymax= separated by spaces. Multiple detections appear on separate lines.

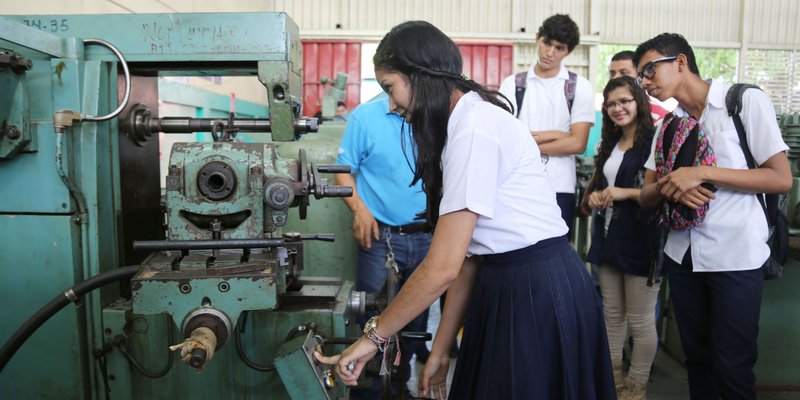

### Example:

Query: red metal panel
xmin=460 ymin=46 xmax=473 ymax=80
xmin=301 ymin=41 xmax=361 ymax=117
xmin=472 ymin=46 xmax=487 ymax=85
xmin=302 ymin=42 xmax=507 ymax=117
xmin=457 ymin=43 xmax=513 ymax=90
xmin=302 ymin=42 xmax=320 ymax=117
xmin=485 ymin=46 xmax=501 ymax=88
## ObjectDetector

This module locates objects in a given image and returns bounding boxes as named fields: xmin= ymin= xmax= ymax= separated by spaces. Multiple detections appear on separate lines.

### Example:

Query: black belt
xmin=379 ymin=221 xmax=432 ymax=235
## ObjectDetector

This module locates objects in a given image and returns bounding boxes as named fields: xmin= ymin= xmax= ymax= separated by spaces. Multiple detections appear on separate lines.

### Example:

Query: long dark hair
xmin=373 ymin=21 xmax=511 ymax=224
xmin=594 ymin=76 xmax=654 ymax=176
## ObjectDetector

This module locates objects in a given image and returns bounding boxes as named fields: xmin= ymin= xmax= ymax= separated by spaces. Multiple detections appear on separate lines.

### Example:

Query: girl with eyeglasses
xmin=580 ymin=76 xmax=661 ymax=400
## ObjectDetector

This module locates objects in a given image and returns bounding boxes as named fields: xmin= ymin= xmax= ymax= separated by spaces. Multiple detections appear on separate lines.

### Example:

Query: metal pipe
xmin=133 ymin=234 xmax=335 ymax=251
xmin=155 ymin=117 xmax=272 ymax=133
xmin=133 ymin=239 xmax=286 ymax=251
xmin=81 ymin=38 xmax=131 ymax=122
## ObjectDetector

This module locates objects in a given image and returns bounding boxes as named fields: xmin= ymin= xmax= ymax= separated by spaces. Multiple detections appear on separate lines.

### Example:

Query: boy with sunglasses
xmin=636 ymin=33 xmax=791 ymax=399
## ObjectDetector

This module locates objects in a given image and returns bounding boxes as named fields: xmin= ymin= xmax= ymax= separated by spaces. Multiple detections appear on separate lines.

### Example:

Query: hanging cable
xmin=55 ymin=129 xmax=88 ymax=218
xmin=112 ymin=314 xmax=176 ymax=379
xmin=234 ymin=311 xmax=275 ymax=372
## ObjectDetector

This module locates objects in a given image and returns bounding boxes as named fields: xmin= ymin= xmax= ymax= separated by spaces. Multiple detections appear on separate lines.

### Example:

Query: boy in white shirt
xmin=637 ymin=33 xmax=791 ymax=400
xmin=499 ymin=13 xmax=595 ymax=240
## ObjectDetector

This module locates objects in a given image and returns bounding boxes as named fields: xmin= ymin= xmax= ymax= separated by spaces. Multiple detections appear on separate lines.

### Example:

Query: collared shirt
xmin=440 ymin=91 xmax=567 ymax=255
xmin=644 ymin=79 xmax=788 ymax=272
xmin=498 ymin=65 xmax=595 ymax=193
xmin=336 ymin=96 xmax=426 ymax=226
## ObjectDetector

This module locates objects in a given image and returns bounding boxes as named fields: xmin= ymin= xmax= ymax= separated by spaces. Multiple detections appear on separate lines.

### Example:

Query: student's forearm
xmin=622 ymin=188 xmax=641 ymax=202
xmin=701 ymin=162 xmax=792 ymax=194
xmin=639 ymin=170 xmax=662 ymax=209
xmin=537 ymin=136 xmax=588 ymax=155
xmin=531 ymin=130 xmax=563 ymax=144
xmin=534 ymin=122 xmax=591 ymax=156
xmin=374 ymin=211 xmax=477 ymax=338
xmin=430 ymin=258 xmax=479 ymax=356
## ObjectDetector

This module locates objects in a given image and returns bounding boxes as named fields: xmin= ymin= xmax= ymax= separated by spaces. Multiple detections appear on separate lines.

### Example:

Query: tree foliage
xmin=595 ymin=44 xmax=738 ymax=92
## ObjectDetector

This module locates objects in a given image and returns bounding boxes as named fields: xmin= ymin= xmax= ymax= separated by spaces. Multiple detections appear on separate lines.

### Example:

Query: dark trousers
xmin=556 ymin=192 xmax=576 ymax=241
xmin=666 ymin=249 xmax=763 ymax=400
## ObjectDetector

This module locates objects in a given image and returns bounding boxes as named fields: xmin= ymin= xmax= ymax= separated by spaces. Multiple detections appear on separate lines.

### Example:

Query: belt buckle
xmin=397 ymin=225 xmax=408 ymax=235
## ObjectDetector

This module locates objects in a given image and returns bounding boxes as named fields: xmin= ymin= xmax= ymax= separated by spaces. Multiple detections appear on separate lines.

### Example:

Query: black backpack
xmin=514 ymin=70 xmax=577 ymax=117
xmin=726 ymin=83 xmax=789 ymax=280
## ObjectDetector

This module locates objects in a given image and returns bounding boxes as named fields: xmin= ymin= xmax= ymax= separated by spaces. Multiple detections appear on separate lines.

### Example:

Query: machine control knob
xmin=189 ymin=348 xmax=208 ymax=369
xmin=264 ymin=178 xmax=295 ymax=209
xmin=323 ymin=368 xmax=336 ymax=390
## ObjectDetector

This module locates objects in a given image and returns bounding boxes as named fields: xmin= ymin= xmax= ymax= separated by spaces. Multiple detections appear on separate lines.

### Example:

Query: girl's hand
xmin=587 ymin=191 xmax=606 ymax=210
xmin=419 ymin=352 xmax=451 ymax=400
xmin=313 ymin=335 xmax=379 ymax=386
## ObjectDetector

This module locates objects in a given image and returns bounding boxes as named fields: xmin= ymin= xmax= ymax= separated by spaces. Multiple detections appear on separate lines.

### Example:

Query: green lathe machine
xmin=0 ymin=12 xmax=381 ymax=399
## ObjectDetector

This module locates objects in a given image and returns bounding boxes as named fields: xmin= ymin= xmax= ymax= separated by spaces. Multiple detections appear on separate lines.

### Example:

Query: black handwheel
xmin=297 ymin=149 xmax=310 ymax=219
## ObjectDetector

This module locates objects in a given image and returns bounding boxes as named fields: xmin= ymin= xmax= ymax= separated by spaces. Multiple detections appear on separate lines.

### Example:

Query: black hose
xmin=234 ymin=311 xmax=275 ymax=372
xmin=0 ymin=265 xmax=140 ymax=373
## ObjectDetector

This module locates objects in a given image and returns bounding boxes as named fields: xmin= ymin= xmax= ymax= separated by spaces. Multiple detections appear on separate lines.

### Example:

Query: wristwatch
xmin=363 ymin=316 xmax=381 ymax=336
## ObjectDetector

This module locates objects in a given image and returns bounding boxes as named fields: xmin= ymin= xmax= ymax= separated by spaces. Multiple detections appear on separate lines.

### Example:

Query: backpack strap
xmin=726 ymin=83 xmax=761 ymax=120
xmin=514 ymin=72 xmax=527 ymax=118
xmin=564 ymin=71 xmax=577 ymax=114
xmin=726 ymin=83 xmax=770 ymax=217
xmin=515 ymin=70 xmax=577 ymax=117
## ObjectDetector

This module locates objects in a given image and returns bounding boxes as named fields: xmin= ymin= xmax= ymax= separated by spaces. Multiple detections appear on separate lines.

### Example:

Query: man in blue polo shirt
xmin=335 ymin=94 xmax=432 ymax=398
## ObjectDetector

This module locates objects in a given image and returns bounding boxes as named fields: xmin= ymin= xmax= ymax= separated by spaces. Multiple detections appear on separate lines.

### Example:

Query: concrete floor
xmin=405 ymin=299 xmax=799 ymax=400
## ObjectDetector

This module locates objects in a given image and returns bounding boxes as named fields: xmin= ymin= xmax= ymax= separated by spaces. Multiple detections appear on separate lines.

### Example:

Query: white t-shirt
xmin=602 ymin=145 xmax=625 ymax=233
xmin=644 ymin=79 xmax=788 ymax=272
xmin=499 ymin=65 xmax=596 ymax=193
xmin=439 ymin=91 xmax=568 ymax=256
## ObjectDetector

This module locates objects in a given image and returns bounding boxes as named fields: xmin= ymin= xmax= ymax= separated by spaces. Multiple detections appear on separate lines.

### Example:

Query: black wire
xmin=94 ymin=345 xmax=111 ymax=400
xmin=114 ymin=314 xmax=175 ymax=379
xmin=0 ymin=265 xmax=140 ymax=373
xmin=234 ymin=311 xmax=275 ymax=372
xmin=284 ymin=324 xmax=311 ymax=343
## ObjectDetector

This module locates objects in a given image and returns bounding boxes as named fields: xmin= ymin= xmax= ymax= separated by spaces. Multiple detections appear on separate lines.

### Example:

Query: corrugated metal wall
xmin=595 ymin=0 xmax=800 ymax=48
xmin=3 ymin=0 xmax=800 ymax=109
xmin=746 ymin=0 xmax=800 ymax=47
xmin=4 ymin=0 xmax=800 ymax=48
xmin=597 ymin=1 xmax=742 ymax=45
xmin=301 ymin=41 xmax=361 ymax=117
xmin=263 ymin=0 xmax=591 ymax=41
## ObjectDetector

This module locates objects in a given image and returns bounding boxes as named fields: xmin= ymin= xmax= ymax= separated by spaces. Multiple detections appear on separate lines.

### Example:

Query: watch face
xmin=364 ymin=316 xmax=379 ymax=334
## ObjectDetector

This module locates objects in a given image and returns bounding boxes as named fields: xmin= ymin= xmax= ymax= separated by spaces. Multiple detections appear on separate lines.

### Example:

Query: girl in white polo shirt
xmin=316 ymin=21 xmax=616 ymax=400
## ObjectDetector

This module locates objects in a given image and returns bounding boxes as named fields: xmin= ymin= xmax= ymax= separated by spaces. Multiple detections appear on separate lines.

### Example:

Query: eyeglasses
xmin=604 ymin=98 xmax=636 ymax=110
xmin=636 ymin=56 xmax=677 ymax=86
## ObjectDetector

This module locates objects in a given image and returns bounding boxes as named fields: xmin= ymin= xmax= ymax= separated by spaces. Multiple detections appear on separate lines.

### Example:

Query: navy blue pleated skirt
xmin=449 ymin=236 xmax=616 ymax=400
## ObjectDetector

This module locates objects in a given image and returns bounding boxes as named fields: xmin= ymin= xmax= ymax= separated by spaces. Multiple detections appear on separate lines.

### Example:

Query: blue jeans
xmin=666 ymin=249 xmax=762 ymax=400
xmin=351 ymin=226 xmax=432 ymax=398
